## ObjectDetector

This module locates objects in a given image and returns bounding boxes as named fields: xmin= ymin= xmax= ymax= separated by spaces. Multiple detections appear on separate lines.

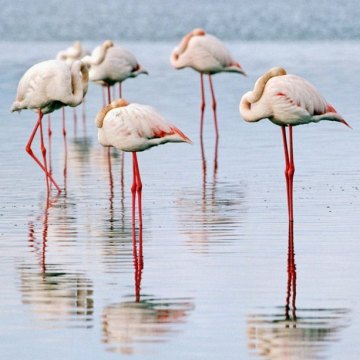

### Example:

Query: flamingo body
xmin=96 ymin=100 xmax=191 ymax=152
xmin=84 ymin=42 xmax=147 ymax=86
xmin=12 ymin=59 xmax=88 ymax=114
xmin=240 ymin=67 xmax=347 ymax=127
xmin=170 ymin=29 xmax=245 ymax=75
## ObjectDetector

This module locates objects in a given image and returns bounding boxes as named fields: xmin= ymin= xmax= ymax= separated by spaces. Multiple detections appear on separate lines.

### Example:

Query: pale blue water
xmin=1 ymin=2 xmax=360 ymax=360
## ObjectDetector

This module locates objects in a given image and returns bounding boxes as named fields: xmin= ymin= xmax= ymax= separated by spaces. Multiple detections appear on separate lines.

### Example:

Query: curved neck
xmin=248 ymin=67 xmax=287 ymax=103
xmin=67 ymin=61 xmax=86 ymax=106
xmin=83 ymin=41 xmax=112 ymax=66
xmin=171 ymin=29 xmax=205 ymax=67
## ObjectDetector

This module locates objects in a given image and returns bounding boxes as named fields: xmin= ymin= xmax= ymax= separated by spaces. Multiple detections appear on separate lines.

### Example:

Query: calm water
xmin=1 ymin=36 xmax=360 ymax=360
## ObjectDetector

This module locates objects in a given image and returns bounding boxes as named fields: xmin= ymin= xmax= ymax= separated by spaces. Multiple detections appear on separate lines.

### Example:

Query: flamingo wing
xmin=99 ymin=103 xmax=190 ymax=151
xmin=266 ymin=75 xmax=329 ymax=125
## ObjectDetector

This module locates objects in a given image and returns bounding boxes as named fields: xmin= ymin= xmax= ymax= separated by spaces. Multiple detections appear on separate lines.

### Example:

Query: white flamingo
xmin=11 ymin=59 xmax=89 ymax=193
xmin=239 ymin=66 xmax=350 ymax=221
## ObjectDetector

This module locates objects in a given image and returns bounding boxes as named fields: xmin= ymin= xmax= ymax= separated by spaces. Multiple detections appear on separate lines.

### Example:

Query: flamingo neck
xmin=171 ymin=28 xmax=205 ymax=68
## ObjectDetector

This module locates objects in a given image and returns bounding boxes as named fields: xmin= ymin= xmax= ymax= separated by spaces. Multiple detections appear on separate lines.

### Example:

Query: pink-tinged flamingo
xmin=170 ymin=28 xmax=246 ymax=168
xmin=11 ymin=59 xmax=89 ymax=193
xmin=95 ymin=99 xmax=191 ymax=227
xmin=83 ymin=40 xmax=148 ymax=105
xmin=239 ymin=67 xmax=350 ymax=222
xmin=57 ymin=41 xmax=89 ymax=136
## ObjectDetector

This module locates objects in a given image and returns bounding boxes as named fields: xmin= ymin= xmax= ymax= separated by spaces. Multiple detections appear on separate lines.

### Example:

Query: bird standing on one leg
xmin=95 ymin=99 xmax=191 ymax=227
xmin=239 ymin=67 xmax=350 ymax=222
xmin=170 ymin=28 xmax=246 ymax=158
xmin=11 ymin=59 xmax=89 ymax=193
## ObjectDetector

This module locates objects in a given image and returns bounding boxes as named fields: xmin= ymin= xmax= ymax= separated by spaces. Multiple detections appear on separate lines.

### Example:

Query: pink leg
xmin=39 ymin=115 xmax=50 ymax=193
xmin=131 ymin=153 xmax=138 ymax=226
xmin=62 ymin=107 xmax=68 ymax=181
xmin=47 ymin=115 xmax=52 ymax=175
xmin=208 ymin=75 xmax=219 ymax=140
xmin=281 ymin=126 xmax=291 ymax=220
xmin=131 ymin=152 xmax=142 ymax=229
xmin=26 ymin=112 xmax=61 ymax=192
xmin=208 ymin=75 xmax=219 ymax=172
xmin=199 ymin=73 xmax=206 ymax=142
xmin=119 ymin=82 xmax=122 ymax=98
xmin=288 ymin=126 xmax=295 ymax=222
xmin=120 ymin=151 xmax=125 ymax=224
xmin=133 ymin=152 xmax=143 ymax=228
xmin=108 ymin=147 xmax=114 ymax=229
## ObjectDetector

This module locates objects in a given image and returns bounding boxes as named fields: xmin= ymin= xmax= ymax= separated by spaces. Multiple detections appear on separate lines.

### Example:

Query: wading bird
xmin=11 ymin=59 xmax=89 ymax=193
xmin=95 ymin=99 xmax=191 ymax=227
xmin=239 ymin=67 xmax=349 ymax=221
xmin=83 ymin=40 xmax=148 ymax=105
xmin=170 ymin=28 xmax=246 ymax=142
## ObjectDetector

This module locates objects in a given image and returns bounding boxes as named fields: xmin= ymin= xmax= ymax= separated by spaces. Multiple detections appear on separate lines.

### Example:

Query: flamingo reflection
xmin=247 ymin=222 xmax=350 ymax=359
xmin=24 ymin=195 xmax=94 ymax=327
xmin=102 ymin=293 xmax=194 ymax=355
xmin=177 ymin=182 xmax=245 ymax=253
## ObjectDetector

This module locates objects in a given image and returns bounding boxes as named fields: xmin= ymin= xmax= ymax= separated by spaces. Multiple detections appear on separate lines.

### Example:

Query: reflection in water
xmin=247 ymin=223 xmax=350 ymax=359
xmin=19 ymin=268 xmax=93 ymax=328
xmin=102 ymin=296 xmax=194 ymax=355
xmin=102 ymin=212 xmax=194 ymax=354
xmin=177 ymin=181 xmax=246 ymax=253
xmin=23 ymin=195 xmax=94 ymax=328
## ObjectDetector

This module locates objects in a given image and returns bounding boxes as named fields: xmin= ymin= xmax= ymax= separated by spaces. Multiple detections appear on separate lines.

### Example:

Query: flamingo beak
xmin=340 ymin=118 xmax=352 ymax=129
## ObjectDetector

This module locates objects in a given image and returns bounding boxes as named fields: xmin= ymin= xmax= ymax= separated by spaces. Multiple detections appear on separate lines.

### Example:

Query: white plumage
xmin=83 ymin=41 xmax=148 ymax=86
xmin=170 ymin=28 xmax=245 ymax=75
xmin=96 ymin=100 xmax=191 ymax=152
xmin=239 ymin=67 xmax=347 ymax=126
xmin=11 ymin=59 xmax=89 ymax=114
xmin=56 ymin=41 xmax=88 ymax=66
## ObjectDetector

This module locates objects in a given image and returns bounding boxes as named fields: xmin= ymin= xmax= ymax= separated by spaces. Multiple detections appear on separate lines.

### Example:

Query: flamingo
xmin=239 ymin=66 xmax=350 ymax=221
xmin=83 ymin=40 xmax=148 ymax=105
xmin=56 ymin=41 xmax=89 ymax=135
xmin=95 ymin=99 xmax=191 ymax=227
xmin=56 ymin=41 xmax=88 ymax=65
xmin=11 ymin=59 xmax=89 ymax=193
xmin=170 ymin=28 xmax=246 ymax=144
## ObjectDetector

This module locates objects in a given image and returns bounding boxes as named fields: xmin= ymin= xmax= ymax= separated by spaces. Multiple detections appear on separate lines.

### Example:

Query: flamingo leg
xmin=62 ymin=107 xmax=68 ymax=182
xmin=39 ymin=114 xmax=50 ymax=193
xmin=26 ymin=111 xmax=61 ymax=193
xmin=120 ymin=151 xmax=125 ymax=226
xmin=199 ymin=73 xmax=206 ymax=142
xmin=119 ymin=82 xmax=122 ymax=98
xmin=133 ymin=152 xmax=143 ymax=228
xmin=108 ymin=146 xmax=114 ymax=230
xmin=47 ymin=115 xmax=52 ymax=175
xmin=131 ymin=152 xmax=138 ymax=226
xmin=281 ymin=126 xmax=291 ymax=220
xmin=288 ymin=125 xmax=295 ymax=222
xmin=107 ymin=84 xmax=111 ymax=105
xmin=208 ymin=75 xmax=219 ymax=173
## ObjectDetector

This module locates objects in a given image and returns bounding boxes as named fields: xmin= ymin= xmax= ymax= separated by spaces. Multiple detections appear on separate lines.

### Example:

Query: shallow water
xmin=1 ymin=40 xmax=360 ymax=359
